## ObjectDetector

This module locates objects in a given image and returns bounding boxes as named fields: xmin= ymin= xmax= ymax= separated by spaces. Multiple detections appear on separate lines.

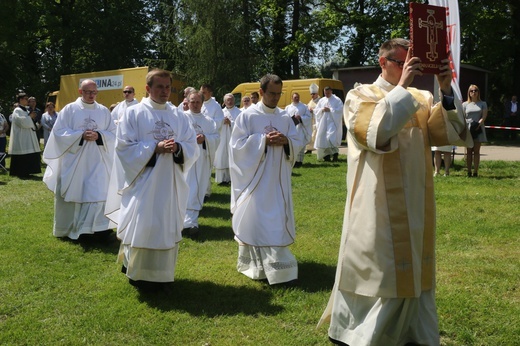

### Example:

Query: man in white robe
xmin=314 ymin=86 xmax=343 ymax=161
xmin=183 ymin=91 xmax=219 ymax=239
xmin=285 ymin=92 xmax=312 ymax=168
xmin=215 ymin=93 xmax=241 ymax=184
xmin=200 ymin=84 xmax=224 ymax=198
xmin=318 ymin=38 xmax=473 ymax=346
xmin=8 ymin=93 xmax=41 ymax=177
xmin=230 ymin=74 xmax=304 ymax=286
xmin=105 ymin=69 xmax=199 ymax=291
xmin=110 ymin=86 xmax=138 ymax=125
xmin=306 ymin=83 xmax=320 ymax=153
xmin=43 ymin=80 xmax=116 ymax=240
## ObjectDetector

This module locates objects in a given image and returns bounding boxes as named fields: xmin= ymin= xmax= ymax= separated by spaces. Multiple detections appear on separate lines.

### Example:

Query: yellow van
xmin=47 ymin=67 xmax=185 ymax=111
xmin=231 ymin=78 xmax=344 ymax=108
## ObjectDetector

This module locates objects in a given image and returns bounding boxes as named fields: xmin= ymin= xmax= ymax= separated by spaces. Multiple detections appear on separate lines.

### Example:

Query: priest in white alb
xmin=200 ymin=83 xmax=224 ymax=198
xmin=314 ymin=86 xmax=344 ymax=161
xmin=318 ymin=38 xmax=473 ymax=346
xmin=215 ymin=93 xmax=241 ymax=185
xmin=43 ymin=80 xmax=116 ymax=240
xmin=105 ymin=69 xmax=199 ymax=291
xmin=230 ymin=74 xmax=304 ymax=285
xmin=182 ymin=90 xmax=219 ymax=239
xmin=285 ymin=92 xmax=312 ymax=168
xmin=110 ymin=85 xmax=138 ymax=125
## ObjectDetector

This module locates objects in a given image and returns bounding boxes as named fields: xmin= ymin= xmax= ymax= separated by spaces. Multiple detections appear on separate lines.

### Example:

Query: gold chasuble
xmin=335 ymin=77 xmax=471 ymax=299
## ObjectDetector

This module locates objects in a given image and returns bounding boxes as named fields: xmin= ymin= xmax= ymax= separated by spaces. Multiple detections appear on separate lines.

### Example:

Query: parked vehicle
xmin=231 ymin=78 xmax=345 ymax=108
xmin=47 ymin=67 xmax=185 ymax=111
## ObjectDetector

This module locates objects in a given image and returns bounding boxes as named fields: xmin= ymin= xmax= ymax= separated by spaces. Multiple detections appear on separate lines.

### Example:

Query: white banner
xmin=428 ymin=0 xmax=462 ymax=100
xmin=79 ymin=75 xmax=124 ymax=91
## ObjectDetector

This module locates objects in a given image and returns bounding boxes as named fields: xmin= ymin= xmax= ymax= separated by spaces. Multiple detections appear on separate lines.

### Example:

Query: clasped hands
xmin=156 ymin=138 xmax=178 ymax=154
xmin=266 ymin=131 xmax=288 ymax=146
xmin=83 ymin=130 xmax=99 ymax=141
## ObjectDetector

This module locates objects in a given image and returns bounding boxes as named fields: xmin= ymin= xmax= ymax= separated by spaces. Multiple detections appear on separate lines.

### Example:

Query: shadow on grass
xmin=191 ymin=224 xmax=234 ymax=242
xmin=60 ymin=231 xmax=120 ymax=255
xmin=16 ymin=174 xmax=43 ymax=181
xmin=296 ymin=260 xmax=336 ymax=293
xmin=200 ymin=204 xmax=232 ymax=220
xmin=203 ymin=191 xmax=231 ymax=205
xmin=138 ymin=279 xmax=284 ymax=316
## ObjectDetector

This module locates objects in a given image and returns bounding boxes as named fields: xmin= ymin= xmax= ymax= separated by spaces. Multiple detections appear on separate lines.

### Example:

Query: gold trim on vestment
xmin=383 ymin=149 xmax=415 ymax=297
xmin=408 ymin=89 xmax=435 ymax=292
xmin=353 ymin=102 xmax=376 ymax=148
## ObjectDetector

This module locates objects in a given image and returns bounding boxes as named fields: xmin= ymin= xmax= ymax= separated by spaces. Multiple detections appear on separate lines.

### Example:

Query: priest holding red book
xmin=318 ymin=38 xmax=473 ymax=346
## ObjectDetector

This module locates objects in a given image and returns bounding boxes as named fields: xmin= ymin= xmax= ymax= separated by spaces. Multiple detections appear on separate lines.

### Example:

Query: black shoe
xmin=189 ymin=226 xmax=199 ymax=239
xmin=305 ymin=150 xmax=312 ymax=154
xmin=329 ymin=337 xmax=349 ymax=346
xmin=323 ymin=155 xmax=331 ymax=162
xmin=293 ymin=161 xmax=302 ymax=168
xmin=332 ymin=153 xmax=339 ymax=162
xmin=182 ymin=227 xmax=199 ymax=239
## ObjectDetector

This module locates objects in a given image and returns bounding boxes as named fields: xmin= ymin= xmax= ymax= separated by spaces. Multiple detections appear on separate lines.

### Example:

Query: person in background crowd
xmin=200 ymin=83 xmax=224 ymax=198
xmin=285 ymin=92 xmax=312 ymax=168
xmin=230 ymin=74 xmax=304 ymax=286
xmin=305 ymin=83 xmax=320 ymax=154
xmin=318 ymin=38 xmax=472 ymax=346
xmin=215 ymin=93 xmax=240 ymax=185
xmin=180 ymin=86 xmax=196 ymax=111
xmin=43 ymin=80 xmax=116 ymax=240
xmin=240 ymin=96 xmax=251 ymax=111
xmin=8 ymin=93 xmax=41 ymax=177
xmin=314 ymin=86 xmax=343 ymax=162
xmin=503 ymin=94 xmax=518 ymax=140
xmin=182 ymin=90 xmax=219 ymax=238
xmin=111 ymin=86 xmax=138 ymax=125
xmin=463 ymin=84 xmax=487 ymax=177
xmin=250 ymin=91 xmax=259 ymax=105
xmin=40 ymin=102 xmax=58 ymax=147
xmin=105 ymin=69 xmax=199 ymax=292
xmin=432 ymin=145 xmax=452 ymax=176
xmin=27 ymin=96 xmax=43 ymax=141
xmin=0 ymin=110 xmax=10 ymax=169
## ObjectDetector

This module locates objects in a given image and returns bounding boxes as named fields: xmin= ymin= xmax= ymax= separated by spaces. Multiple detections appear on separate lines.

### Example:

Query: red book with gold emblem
xmin=409 ymin=2 xmax=448 ymax=74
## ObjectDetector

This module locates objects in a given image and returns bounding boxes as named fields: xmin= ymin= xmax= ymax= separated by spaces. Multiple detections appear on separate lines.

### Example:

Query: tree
xmin=0 ymin=0 xmax=155 ymax=113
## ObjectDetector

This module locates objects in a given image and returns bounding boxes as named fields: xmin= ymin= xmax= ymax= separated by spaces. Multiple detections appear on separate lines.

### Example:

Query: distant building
xmin=332 ymin=64 xmax=490 ymax=103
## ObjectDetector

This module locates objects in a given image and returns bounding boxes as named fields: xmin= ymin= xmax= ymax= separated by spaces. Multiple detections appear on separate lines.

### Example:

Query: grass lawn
xmin=0 ymin=152 xmax=518 ymax=345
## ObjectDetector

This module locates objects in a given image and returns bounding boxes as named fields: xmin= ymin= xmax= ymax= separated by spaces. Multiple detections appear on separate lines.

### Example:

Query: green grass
xmin=0 ymin=153 xmax=519 ymax=345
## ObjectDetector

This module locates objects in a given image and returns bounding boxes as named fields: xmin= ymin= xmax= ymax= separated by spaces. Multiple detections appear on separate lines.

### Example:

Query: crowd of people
xmin=4 ymin=69 xmax=338 ymax=294
xmin=1 ymin=37 xmax=518 ymax=344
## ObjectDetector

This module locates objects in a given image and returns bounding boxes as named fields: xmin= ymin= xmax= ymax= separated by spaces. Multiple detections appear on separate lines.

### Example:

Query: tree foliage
xmin=0 ymin=0 xmax=518 ymax=114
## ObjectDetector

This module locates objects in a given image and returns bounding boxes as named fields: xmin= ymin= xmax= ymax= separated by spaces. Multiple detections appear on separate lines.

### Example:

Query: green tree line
xmin=0 ymin=0 xmax=518 ymax=120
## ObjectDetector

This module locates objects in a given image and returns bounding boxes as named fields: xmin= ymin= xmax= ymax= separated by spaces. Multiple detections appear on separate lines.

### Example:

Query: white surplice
xmin=314 ymin=94 xmax=343 ymax=159
xmin=319 ymin=77 xmax=472 ymax=346
xmin=214 ymin=106 xmax=241 ymax=183
xmin=8 ymin=106 xmax=40 ymax=155
xmin=111 ymin=98 xmax=138 ymax=125
xmin=43 ymin=98 xmax=116 ymax=239
xmin=230 ymin=102 xmax=304 ymax=284
xmin=285 ymin=101 xmax=312 ymax=163
xmin=183 ymin=110 xmax=219 ymax=227
xmin=105 ymin=98 xmax=199 ymax=282
xmin=284 ymin=102 xmax=312 ymax=145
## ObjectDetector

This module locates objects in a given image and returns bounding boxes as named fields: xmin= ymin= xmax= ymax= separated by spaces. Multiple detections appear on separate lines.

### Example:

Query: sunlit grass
xmin=0 ymin=154 xmax=518 ymax=345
